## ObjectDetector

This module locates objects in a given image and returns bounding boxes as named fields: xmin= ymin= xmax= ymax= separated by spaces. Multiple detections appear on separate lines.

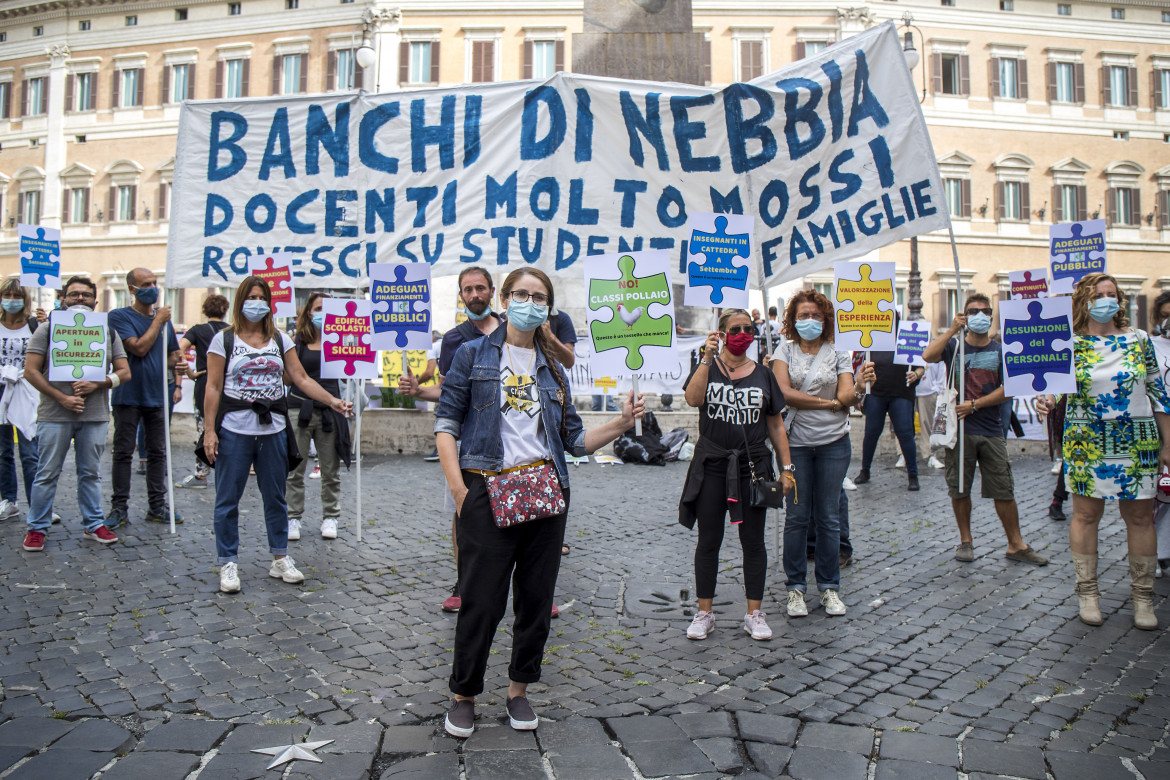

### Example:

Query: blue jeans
xmin=860 ymin=395 xmax=918 ymax=476
xmin=213 ymin=428 xmax=289 ymax=563
xmin=27 ymin=421 xmax=108 ymax=532
xmin=784 ymin=433 xmax=851 ymax=592
xmin=591 ymin=394 xmax=618 ymax=412
xmin=0 ymin=424 xmax=38 ymax=504
xmin=808 ymin=489 xmax=851 ymax=558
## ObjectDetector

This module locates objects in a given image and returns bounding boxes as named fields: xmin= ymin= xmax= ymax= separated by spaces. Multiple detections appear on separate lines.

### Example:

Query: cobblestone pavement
xmin=0 ymin=449 xmax=1167 ymax=779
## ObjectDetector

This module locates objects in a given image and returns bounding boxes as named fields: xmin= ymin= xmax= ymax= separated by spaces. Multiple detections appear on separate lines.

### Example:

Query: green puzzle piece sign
xmin=588 ymin=255 xmax=673 ymax=371
xmin=50 ymin=313 xmax=107 ymax=379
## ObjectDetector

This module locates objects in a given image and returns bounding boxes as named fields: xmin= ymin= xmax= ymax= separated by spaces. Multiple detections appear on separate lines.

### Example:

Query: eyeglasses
xmin=966 ymin=307 xmax=993 ymax=316
xmin=508 ymin=290 xmax=549 ymax=305
xmin=725 ymin=325 xmax=753 ymax=335
xmin=64 ymin=291 xmax=96 ymax=300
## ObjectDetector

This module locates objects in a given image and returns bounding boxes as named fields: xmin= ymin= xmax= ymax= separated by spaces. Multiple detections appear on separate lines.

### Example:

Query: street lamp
xmin=355 ymin=37 xmax=377 ymax=70
xmin=902 ymin=12 xmax=927 ymax=320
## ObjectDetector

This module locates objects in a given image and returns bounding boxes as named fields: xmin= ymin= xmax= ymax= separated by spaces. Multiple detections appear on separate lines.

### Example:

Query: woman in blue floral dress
xmin=1043 ymin=273 xmax=1170 ymax=630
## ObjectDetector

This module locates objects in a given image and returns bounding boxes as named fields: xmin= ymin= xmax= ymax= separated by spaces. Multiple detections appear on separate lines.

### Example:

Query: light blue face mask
xmin=463 ymin=304 xmax=492 ymax=321
xmin=311 ymin=312 xmax=325 ymax=328
xmin=795 ymin=319 xmax=823 ymax=341
xmin=1089 ymin=298 xmax=1119 ymax=323
xmin=1 ymin=299 xmax=25 ymax=314
xmin=967 ymin=313 xmax=992 ymax=334
xmin=242 ymin=300 xmax=270 ymax=323
xmin=506 ymin=301 xmax=548 ymax=332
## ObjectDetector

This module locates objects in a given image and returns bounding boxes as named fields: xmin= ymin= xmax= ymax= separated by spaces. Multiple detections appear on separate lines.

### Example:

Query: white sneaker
xmin=0 ymin=499 xmax=18 ymax=518
xmin=786 ymin=590 xmax=808 ymax=617
xmin=309 ymin=465 xmax=321 ymax=480
xmin=287 ymin=519 xmax=301 ymax=541
xmin=321 ymin=518 xmax=338 ymax=539
xmin=1050 ymin=458 xmax=1063 ymax=475
xmin=686 ymin=610 xmax=715 ymax=640
xmin=269 ymin=556 xmax=305 ymax=584
xmin=841 ymin=477 xmax=858 ymax=491
xmin=743 ymin=610 xmax=772 ymax=640
xmin=219 ymin=562 xmax=241 ymax=593
xmin=51 ymin=513 xmax=61 ymax=524
xmin=822 ymin=589 xmax=847 ymax=616
xmin=895 ymin=455 xmax=906 ymax=469
xmin=928 ymin=455 xmax=945 ymax=470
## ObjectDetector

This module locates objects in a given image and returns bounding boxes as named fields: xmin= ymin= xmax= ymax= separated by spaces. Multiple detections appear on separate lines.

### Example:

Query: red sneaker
xmin=84 ymin=526 xmax=119 ymax=545
xmin=551 ymin=604 xmax=560 ymax=619
xmin=442 ymin=594 xmax=462 ymax=613
xmin=22 ymin=530 xmax=45 ymax=551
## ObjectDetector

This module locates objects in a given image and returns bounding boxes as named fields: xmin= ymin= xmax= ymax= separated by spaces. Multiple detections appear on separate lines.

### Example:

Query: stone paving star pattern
xmin=0 ymin=452 xmax=1167 ymax=779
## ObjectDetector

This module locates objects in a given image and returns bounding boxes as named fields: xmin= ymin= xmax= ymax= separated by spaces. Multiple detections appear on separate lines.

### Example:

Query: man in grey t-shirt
xmin=20 ymin=277 xmax=130 ymax=552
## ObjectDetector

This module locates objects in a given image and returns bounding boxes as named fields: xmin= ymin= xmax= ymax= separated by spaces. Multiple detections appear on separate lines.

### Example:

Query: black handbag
xmin=721 ymin=358 xmax=786 ymax=509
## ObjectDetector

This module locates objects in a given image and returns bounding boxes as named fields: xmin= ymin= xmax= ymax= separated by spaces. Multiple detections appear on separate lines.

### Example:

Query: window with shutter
xmin=65 ymin=75 xmax=74 ymax=113
xmin=430 ymin=42 xmax=440 ymax=83
xmin=1158 ymin=190 xmax=1169 ymax=228
xmin=960 ymin=179 xmax=971 ymax=218
xmin=61 ymin=189 xmax=71 ymax=225
xmin=555 ymin=40 xmax=564 ymax=73
xmin=135 ymin=69 xmax=144 ymax=106
xmin=1076 ymin=186 xmax=1087 ymax=221
xmin=1017 ymin=60 xmax=1028 ymax=100
xmin=327 ymin=51 xmax=336 ymax=91
xmin=399 ymin=41 xmax=410 ymax=85
xmin=931 ymin=53 xmax=943 ymax=94
xmin=215 ymin=60 xmax=224 ymax=99
xmin=162 ymin=66 xmax=171 ymax=104
xmin=1126 ymin=66 xmax=1138 ymax=107
xmin=1074 ymin=63 xmax=1085 ymax=103
xmin=159 ymin=183 xmax=168 ymax=221
xmin=701 ymin=38 xmax=710 ymax=85
xmin=989 ymin=57 xmax=1001 ymax=98
xmin=959 ymin=55 xmax=970 ymax=96
xmin=299 ymin=54 xmax=308 ymax=93
xmin=1106 ymin=188 xmax=1118 ymax=225
xmin=471 ymin=41 xmax=494 ymax=83
xmin=0 ymin=82 xmax=10 ymax=119
xmin=739 ymin=41 xmax=763 ymax=81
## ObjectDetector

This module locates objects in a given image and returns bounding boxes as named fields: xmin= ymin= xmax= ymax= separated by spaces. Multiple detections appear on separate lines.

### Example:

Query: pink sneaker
xmin=550 ymin=604 xmax=560 ymax=619
xmin=442 ymin=593 xmax=461 ymax=613
xmin=84 ymin=526 xmax=119 ymax=545
xmin=686 ymin=610 xmax=715 ymax=640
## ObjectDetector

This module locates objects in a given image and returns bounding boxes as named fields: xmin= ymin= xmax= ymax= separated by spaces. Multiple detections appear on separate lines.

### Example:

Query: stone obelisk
xmin=572 ymin=0 xmax=705 ymax=85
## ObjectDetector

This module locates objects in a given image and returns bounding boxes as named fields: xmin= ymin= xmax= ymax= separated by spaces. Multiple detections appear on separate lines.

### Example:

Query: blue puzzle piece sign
xmin=683 ymin=212 xmax=754 ymax=308
xmin=999 ymin=297 xmax=1075 ymax=396
xmin=1049 ymin=220 xmax=1106 ymax=296
xmin=18 ymin=224 xmax=62 ymax=289
xmin=893 ymin=320 xmax=930 ymax=366
xmin=368 ymin=263 xmax=432 ymax=351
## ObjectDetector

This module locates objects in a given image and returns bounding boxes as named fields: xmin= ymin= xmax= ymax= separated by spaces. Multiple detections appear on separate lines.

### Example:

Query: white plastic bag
xmin=929 ymin=387 xmax=958 ymax=450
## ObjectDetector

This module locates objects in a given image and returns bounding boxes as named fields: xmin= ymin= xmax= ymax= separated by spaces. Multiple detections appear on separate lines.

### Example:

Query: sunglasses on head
xmin=966 ymin=307 xmax=993 ymax=316
xmin=725 ymin=325 xmax=753 ymax=335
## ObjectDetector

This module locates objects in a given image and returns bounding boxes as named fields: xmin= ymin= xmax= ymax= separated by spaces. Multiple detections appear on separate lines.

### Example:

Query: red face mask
xmin=725 ymin=332 xmax=754 ymax=356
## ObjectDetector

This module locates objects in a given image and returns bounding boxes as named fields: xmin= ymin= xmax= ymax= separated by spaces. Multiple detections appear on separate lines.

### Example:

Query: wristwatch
xmin=781 ymin=464 xmax=796 ymax=474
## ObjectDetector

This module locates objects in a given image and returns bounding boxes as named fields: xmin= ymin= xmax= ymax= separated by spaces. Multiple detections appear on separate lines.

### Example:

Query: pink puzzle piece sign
xmin=247 ymin=253 xmax=296 ymax=318
xmin=320 ymin=298 xmax=378 ymax=380
xmin=1008 ymin=269 xmax=1049 ymax=300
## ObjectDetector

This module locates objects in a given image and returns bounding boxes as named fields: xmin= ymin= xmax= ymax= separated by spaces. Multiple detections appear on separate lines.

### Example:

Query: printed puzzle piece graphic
xmin=248 ymin=255 xmax=295 ymax=316
xmin=371 ymin=265 xmax=431 ymax=349
xmin=893 ymin=321 xmax=930 ymax=366
xmin=687 ymin=216 xmax=751 ymax=305
xmin=322 ymin=301 xmax=376 ymax=377
xmin=19 ymin=226 xmax=61 ymax=287
xmin=588 ymin=255 xmax=673 ymax=371
xmin=1001 ymin=300 xmax=1073 ymax=393
xmin=1050 ymin=221 xmax=1105 ymax=294
xmin=49 ymin=312 xmax=107 ymax=380
xmin=834 ymin=263 xmax=896 ymax=349
xmin=1009 ymin=270 xmax=1048 ymax=300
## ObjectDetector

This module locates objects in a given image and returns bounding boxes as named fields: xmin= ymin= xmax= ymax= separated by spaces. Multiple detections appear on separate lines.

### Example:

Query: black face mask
xmin=1153 ymin=318 xmax=1170 ymax=338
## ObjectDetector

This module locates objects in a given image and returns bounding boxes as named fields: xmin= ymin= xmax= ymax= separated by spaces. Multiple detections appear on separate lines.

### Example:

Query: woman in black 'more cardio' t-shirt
xmin=677 ymin=308 xmax=794 ymax=644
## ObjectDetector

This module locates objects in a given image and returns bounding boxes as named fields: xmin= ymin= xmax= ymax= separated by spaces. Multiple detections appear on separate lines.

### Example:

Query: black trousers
xmin=111 ymin=405 xmax=168 ymax=512
xmin=449 ymin=471 xmax=567 ymax=697
xmin=694 ymin=469 xmax=767 ymax=602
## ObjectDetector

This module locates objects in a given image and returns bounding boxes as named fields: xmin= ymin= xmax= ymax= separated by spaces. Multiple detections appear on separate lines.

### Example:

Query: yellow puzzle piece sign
xmin=833 ymin=262 xmax=897 ymax=351
xmin=381 ymin=350 xmax=436 ymax=388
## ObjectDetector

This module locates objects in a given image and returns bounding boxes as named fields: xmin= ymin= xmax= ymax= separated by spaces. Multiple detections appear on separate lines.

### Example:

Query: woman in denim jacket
xmin=434 ymin=268 xmax=643 ymax=739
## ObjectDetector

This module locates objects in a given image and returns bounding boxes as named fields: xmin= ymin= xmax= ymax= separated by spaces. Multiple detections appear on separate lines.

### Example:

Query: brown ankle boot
xmin=1071 ymin=552 xmax=1103 ymax=626
xmin=1130 ymin=556 xmax=1158 ymax=631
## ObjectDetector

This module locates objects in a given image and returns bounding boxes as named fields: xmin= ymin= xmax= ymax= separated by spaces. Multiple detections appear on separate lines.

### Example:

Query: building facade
xmin=1 ymin=0 xmax=1168 ymax=328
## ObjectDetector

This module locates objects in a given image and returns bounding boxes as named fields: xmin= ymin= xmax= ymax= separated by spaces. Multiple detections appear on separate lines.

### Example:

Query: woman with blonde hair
xmin=0 ymin=279 xmax=40 ymax=519
xmin=434 ymin=267 xmax=644 ymax=738
xmin=1040 ymin=272 xmax=1170 ymax=629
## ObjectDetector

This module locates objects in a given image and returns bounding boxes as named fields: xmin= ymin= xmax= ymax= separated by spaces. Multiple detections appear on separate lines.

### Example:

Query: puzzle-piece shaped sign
xmin=1049 ymin=220 xmax=1106 ymax=296
xmin=833 ymin=261 xmax=897 ymax=352
xmin=893 ymin=320 xmax=931 ymax=366
xmin=1009 ymin=269 xmax=1049 ymax=300
xmin=684 ymin=213 xmax=754 ymax=308
xmin=321 ymin=299 xmax=378 ymax=380
xmin=48 ymin=310 xmax=109 ymax=382
xmin=586 ymin=251 xmax=676 ymax=375
xmin=18 ymin=224 xmax=62 ymax=289
xmin=369 ymin=263 xmax=432 ymax=351
xmin=999 ymin=297 xmax=1075 ymax=395
xmin=247 ymin=253 xmax=296 ymax=318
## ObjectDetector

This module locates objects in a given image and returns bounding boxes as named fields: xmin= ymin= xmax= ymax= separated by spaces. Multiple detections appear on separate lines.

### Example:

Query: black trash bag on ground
xmin=613 ymin=411 xmax=668 ymax=466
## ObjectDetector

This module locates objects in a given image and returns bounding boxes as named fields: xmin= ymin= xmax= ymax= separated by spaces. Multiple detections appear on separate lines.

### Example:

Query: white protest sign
xmin=166 ymin=22 xmax=946 ymax=290
xmin=584 ymin=250 xmax=676 ymax=378
xmin=320 ymin=298 xmax=378 ymax=380
xmin=683 ymin=212 xmax=753 ymax=308
xmin=1049 ymin=219 xmax=1106 ymax=296
xmin=998 ymin=297 xmax=1075 ymax=397
xmin=893 ymin=320 xmax=930 ymax=366
xmin=832 ymin=261 xmax=897 ymax=352
xmin=246 ymin=253 xmax=296 ymax=318
xmin=1008 ymin=268 xmax=1049 ymax=300
xmin=18 ymin=223 xmax=62 ymax=290
xmin=47 ymin=310 xmax=109 ymax=382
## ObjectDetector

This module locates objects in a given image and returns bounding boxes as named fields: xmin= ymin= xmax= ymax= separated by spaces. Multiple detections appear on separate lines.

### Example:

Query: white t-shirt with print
xmin=498 ymin=344 xmax=551 ymax=470
xmin=208 ymin=330 xmax=295 ymax=436
xmin=0 ymin=322 xmax=32 ymax=373
xmin=775 ymin=340 xmax=854 ymax=447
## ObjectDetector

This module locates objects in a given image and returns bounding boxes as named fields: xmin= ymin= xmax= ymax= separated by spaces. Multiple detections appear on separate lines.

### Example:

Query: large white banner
xmin=167 ymin=22 xmax=945 ymax=291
